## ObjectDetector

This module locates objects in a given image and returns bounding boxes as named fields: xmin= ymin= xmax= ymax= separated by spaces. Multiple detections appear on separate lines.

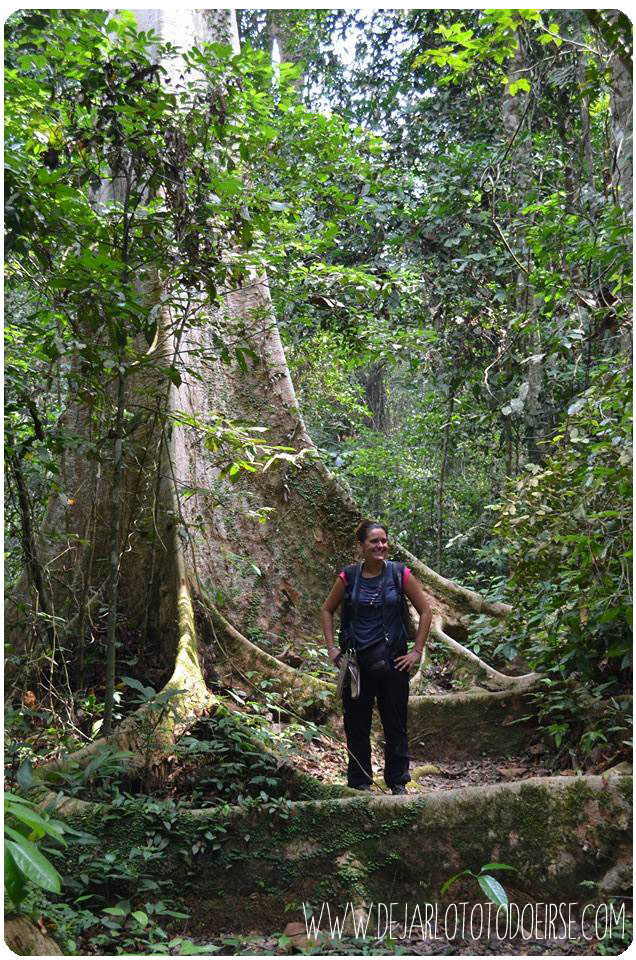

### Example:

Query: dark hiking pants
xmin=343 ymin=664 xmax=410 ymax=789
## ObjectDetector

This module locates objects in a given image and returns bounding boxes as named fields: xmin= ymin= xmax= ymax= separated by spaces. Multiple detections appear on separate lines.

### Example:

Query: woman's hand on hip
xmin=393 ymin=649 xmax=422 ymax=672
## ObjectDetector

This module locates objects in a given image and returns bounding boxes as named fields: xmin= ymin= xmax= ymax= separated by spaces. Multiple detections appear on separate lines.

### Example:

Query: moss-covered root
xmin=407 ymin=687 xmax=537 ymax=759
xmin=57 ymin=775 xmax=631 ymax=936
xmin=204 ymin=599 xmax=336 ymax=716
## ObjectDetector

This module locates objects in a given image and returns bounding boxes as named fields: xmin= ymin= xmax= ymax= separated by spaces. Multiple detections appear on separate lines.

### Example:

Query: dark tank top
xmin=339 ymin=565 xmax=410 ymax=650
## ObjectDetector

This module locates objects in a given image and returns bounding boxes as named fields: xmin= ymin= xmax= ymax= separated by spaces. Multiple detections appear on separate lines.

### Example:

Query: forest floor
xmin=9 ymin=654 xmax=630 ymax=957
xmin=171 ymin=660 xmax=630 ymax=957
xmin=287 ymin=727 xmax=556 ymax=794
xmin=209 ymin=928 xmax=622 ymax=956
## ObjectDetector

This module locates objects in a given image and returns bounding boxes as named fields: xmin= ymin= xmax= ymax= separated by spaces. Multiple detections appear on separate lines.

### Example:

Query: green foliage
xmin=40 ymin=745 xmax=135 ymax=801
xmin=34 ymin=793 xmax=222 ymax=954
xmin=4 ymin=793 xmax=66 ymax=907
xmin=412 ymin=9 xmax=574 ymax=92
xmin=170 ymin=710 xmax=287 ymax=808
xmin=596 ymin=913 xmax=633 ymax=956
xmin=24 ymin=695 xmax=324 ymax=952
xmin=4 ymin=7 xmax=397 ymax=727
xmin=49 ymin=895 xmax=218 ymax=955
xmin=276 ymin=6 xmax=631 ymax=619
xmin=494 ymin=359 xmax=632 ymax=754
xmin=4 ymin=27 xmax=634 ymax=959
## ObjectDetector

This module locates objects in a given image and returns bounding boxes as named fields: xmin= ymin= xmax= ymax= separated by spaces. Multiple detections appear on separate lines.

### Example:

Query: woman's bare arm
xmin=321 ymin=576 xmax=346 ymax=662
xmin=394 ymin=574 xmax=433 ymax=671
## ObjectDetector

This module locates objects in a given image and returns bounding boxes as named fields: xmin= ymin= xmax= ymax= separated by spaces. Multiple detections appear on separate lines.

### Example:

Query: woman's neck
xmin=362 ymin=558 xmax=384 ymax=577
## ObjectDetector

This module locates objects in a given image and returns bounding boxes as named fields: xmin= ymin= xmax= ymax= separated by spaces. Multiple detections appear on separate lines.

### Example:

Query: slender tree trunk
xmin=75 ymin=476 xmax=98 ymax=691
xmin=6 ymin=439 xmax=52 ymax=643
xmin=501 ymin=36 xmax=546 ymax=464
xmin=505 ymin=418 xmax=513 ymax=478
xmin=269 ymin=10 xmax=306 ymax=91
xmin=364 ymin=361 xmax=388 ymax=432
xmin=577 ymin=46 xmax=594 ymax=191
xmin=436 ymin=390 xmax=455 ymax=571
xmin=607 ymin=23 xmax=633 ymax=214
xmin=102 ymin=370 xmax=126 ymax=737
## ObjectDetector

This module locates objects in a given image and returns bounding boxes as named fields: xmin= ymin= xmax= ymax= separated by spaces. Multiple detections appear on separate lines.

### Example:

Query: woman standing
xmin=321 ymin=520 xmax=432 ymax=794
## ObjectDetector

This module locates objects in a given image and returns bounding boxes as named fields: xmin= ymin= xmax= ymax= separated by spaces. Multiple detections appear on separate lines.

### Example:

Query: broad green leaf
xmin=180 ymin=942 xmax=221 ymax=955
xmin=4 ymin=846 xmax=27 ymax=905
xmin=122 ymin=676 xmax=155 ymax=697
xmin=6 ymin=805 xmax=66 ymax=844
xmin=478 ymin=874 xmax=509 ymax=909
xmin=607 ymin=639 xmax=632 ymax=657
xmin=5 ymin=836 xmax=62 ymax=893
xmin=598 ymin=607 xmax=621 ymax=624
xmin=4 ymin=792 xmax=32 ymax=805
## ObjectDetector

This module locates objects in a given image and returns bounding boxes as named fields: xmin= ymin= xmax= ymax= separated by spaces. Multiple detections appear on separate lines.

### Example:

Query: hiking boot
xmin=352 ymin=784 xmax=371 ymax=791
xmin=391 ymin=785 xmax=407 ymax=795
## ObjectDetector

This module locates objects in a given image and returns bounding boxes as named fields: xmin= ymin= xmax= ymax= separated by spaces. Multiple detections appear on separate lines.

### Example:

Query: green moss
xmin=408 ymin=690 xmax=537 ymax=759
xmin=51 ymin=775 xmax=632 ymax=935
xmin=618 ymin=775 xmax=633 ymax=803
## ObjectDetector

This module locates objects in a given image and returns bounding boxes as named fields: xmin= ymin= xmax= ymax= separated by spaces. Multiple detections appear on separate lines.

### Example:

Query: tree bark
xmin=436 ymin=389 xmax=455 ymax=571
xmin=576 ymin=43 xmax=594 ymax=192
xmin=102 ymin=369 xmax=126 ymax=737
xmin=501 ymin=37 xmax=545 ymax=465
xmin=364 ymin=361 xmax=388 ymax=432
xmin=4 ymin=916 xmax=63 ymax=956
xmin=608 ymin=24 xmax=633 ymax=214
xmin=6 ymin=439 xmax=53 ymax=643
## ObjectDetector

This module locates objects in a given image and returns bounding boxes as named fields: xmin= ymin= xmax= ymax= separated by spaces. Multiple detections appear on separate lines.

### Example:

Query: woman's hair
xmin=355 ymin=519 xmax=388 ymax=543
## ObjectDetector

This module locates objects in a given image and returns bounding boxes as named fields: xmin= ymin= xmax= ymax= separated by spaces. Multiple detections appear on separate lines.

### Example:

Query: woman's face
xmin=361 ymin=526 xmax=388 ymax=564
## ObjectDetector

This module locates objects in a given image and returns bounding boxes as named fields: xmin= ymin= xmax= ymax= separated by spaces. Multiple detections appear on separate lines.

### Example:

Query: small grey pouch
xmin=348 ymin=657 xmax=361 ymax=699
xmin=336 ymin=651 xmax=361 ymax=700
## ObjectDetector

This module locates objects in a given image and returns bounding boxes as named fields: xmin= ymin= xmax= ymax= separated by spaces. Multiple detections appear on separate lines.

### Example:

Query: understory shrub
xmin=494 ymin=358 xmax=632 ymax=759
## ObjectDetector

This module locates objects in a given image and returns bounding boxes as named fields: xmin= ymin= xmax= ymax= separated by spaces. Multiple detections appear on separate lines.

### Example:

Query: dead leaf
xmin=22 ymin=690 xmax=37 ymax=709
xmin=282 ymin=921 xmax=321 ymax=953
xmin=496 ymin=766 xmax=528 ymax=779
